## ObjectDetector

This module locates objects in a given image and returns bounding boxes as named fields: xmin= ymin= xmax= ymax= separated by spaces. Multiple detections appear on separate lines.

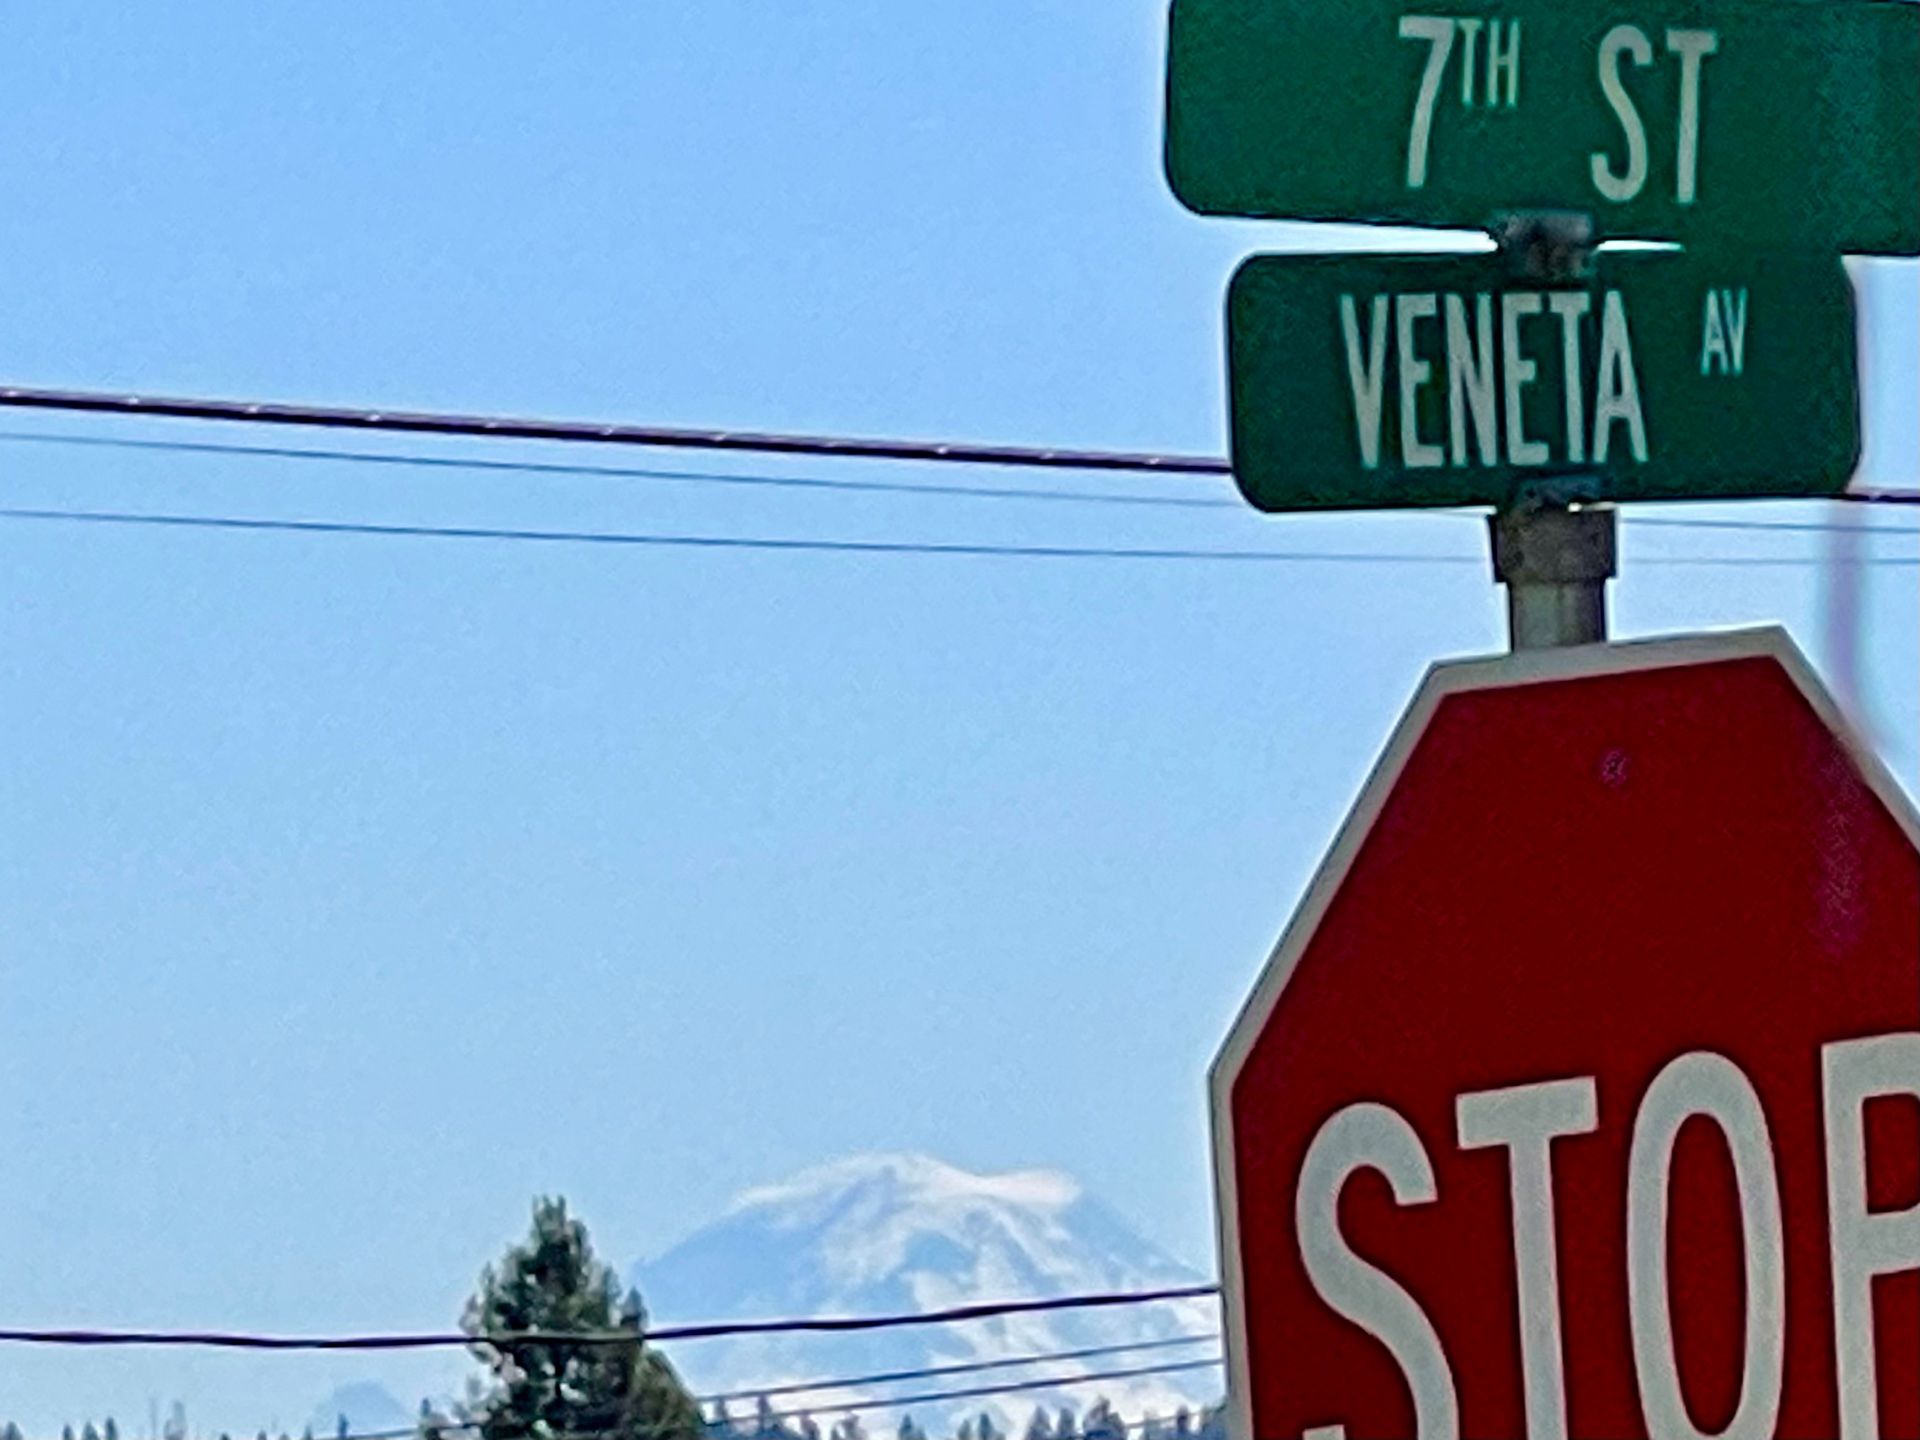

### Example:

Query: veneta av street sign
xmin=1166 ymin=0 xmax=1920 ymax=252
xmin=1210 ymin=633 xmax=1920 ymax=1439
xmin=1226 ymin=248 xmax=1858 ymax=510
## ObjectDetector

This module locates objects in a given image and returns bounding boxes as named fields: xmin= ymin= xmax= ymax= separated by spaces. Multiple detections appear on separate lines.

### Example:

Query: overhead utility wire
xmin=345 ymin=1358 xmax=1228 ymax=1440
xmin=0 ymin=507 xmax=1482 ymax=565
xmin=0 ymin=385 xmax=1224 ymax=476
xmin=749 ymin=1358 xmax=1224 ymax=1425
xmin=1623 ymin=513 xmax=1920 ymax=536
xmin=701 ymin=1335 xmax=1222 ymax=1406
xmin=718 ymin=1418 xmax=1189 ymax=1440
xmin=0 ymin=382 xmax=1912 ymax=506
xmin=2 ymin=430 xmax=1913 ymax=536
xmin=0 ymin=1283 xmax=1221 ymax=1351
xmin=748 ymin=1421 xmax=1187 ymax=1440
xmin=425 ymin=1336 xmax=1223 ymax=1426
xmin=359 ymin=1412 xmax=1191 ymax=1440
xmin=0 ymin=431 xmax=1235 ymax=513
xmin=1 ymin=507 xmax=1911 ymax=566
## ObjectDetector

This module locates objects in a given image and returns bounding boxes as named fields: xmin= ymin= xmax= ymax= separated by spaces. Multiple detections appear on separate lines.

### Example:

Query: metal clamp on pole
xmin=1488 ymin=503 xmax=1617 ymax=649
xmin=1487 ymin=211 xmax=1616 ymax=651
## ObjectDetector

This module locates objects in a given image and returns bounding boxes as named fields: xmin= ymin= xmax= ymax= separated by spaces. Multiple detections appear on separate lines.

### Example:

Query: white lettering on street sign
xmin=1338 ymin=286 xmax=1649 ymax=472
xmin=1396 ymin=14 xmax=1719 ymax=206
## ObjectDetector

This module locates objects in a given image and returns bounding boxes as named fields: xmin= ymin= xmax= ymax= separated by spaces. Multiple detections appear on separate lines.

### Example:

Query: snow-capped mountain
xmin=307 ymin=1382 xmax=413 ymax=1438
xmin=633 ymin=1154 xmax=1221 ymax=1433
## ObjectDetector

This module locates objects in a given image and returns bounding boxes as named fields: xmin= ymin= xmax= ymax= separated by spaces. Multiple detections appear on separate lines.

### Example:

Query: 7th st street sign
xmin=1166 ymin=0 xmax=1920 ymax=253
xmin=1227 ymin=249 xmax=1858 ymax=510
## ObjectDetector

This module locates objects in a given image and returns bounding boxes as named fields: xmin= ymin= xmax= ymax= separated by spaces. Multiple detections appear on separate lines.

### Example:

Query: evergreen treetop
xmin=462 ymin=1196 xmax=703 ymax=1440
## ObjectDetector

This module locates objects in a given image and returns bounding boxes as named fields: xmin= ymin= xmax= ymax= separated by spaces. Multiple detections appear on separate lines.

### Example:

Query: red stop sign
xmin=1212 ymin=630 xmax=1920 ymax=1440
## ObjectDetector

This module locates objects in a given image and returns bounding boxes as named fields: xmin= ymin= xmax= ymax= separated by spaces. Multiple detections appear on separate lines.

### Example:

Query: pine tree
xmin=975 ymin=1414 xmax=999 ymax=1440
xmin=895 ymin=1417 xmax=923 ymax=1440
xmin=105 ymin=1421 xmax=121 ymax=1440
xmin=418 ymin=1395 xmax=460 ymax=1440
xmin=1081 ymin=1402 xmax=1124 ymax=1440
xmin=1054 ymin=1408 xmax=1076 ymax=1440
xmin=83 ymin=1423 xmax=102 ymax=1440
xmin=798 ymin=1414 xmax=821 ymax=1440
xmin=464 ymin=1196 xmax=703 ymax=1440
xmin=1022 ymin=1408 xmax=1051 ymax=1440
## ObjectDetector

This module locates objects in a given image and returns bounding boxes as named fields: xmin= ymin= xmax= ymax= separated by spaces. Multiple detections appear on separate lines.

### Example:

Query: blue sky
xmin=0 ymin=2 xmax=1913 ymax=1432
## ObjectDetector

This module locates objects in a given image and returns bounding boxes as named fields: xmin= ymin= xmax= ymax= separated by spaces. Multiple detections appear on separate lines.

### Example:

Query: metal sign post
xmin=1488 ymin=213 xmax=1612 ymax=652
xmin=1488 ymin=504 xmax=1615 ymax=650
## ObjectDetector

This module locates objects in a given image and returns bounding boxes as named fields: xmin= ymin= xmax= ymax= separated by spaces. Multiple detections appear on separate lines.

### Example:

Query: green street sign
xmin=1166 ymin=0 xmax=1920 ymax=254
xmin=1227 ymin=249 xmax=1859 ymax=511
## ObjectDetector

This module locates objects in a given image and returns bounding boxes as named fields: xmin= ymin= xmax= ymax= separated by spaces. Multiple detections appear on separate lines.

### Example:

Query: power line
xmin=0 ymin=1285 xmax=1221 ymax=1352
xmin=0 ymin=507 xmax=1483 ymax=565
xmin=0 ymin=432 xmax=1236 ymax=513
xmin=353 ymin=1352 xmax=1226 ymax=1440
xmin=373 ymin=1383 xmax=1221 ymax=1440
xmin=749 ymin=1358 xmax=1223 ymax=1425
xmin=527 ymin=1287 xmax=1218 ymax=1343
xmin=0 ymin=383 xmax=1912 ymax=510
xmin=509 ymin=1359 xmax=1226 ymax=1436
xmin=1640 ymin=553 xmax=1917 ymax=568
xmin=355 ymin=1410 xmax=1199 ymax=1440
xmin=0 ymin=506 xmax=1911 ymax=567
xmin=3 ymin=430 xmax=1915 ymax=537
xmin=725 ymin=1416 xmax=1186 ymax=1440
xmin=1606 ymin=513 xmax=1918 ymax=537
xmin=425 ymin=1337 xmax=1224 ymax=1429
xmin=0 ymin=386 xmax=1225 ymax=476
xmin=701 ymin=1336 xmax=1221 ymax=1407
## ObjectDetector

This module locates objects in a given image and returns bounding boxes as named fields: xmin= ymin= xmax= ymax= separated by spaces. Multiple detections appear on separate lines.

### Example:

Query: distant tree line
xmin=5 ymin=1400 xmax=1225 ymax=1440
xmin=702 ymin=1400 xmax=1229 ymax=1440
xmin=0 ymin=1407 xmax=326 ymax=1440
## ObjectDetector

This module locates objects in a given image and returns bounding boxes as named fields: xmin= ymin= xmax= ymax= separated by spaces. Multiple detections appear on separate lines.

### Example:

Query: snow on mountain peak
xmin=634 ymin=1154 xmax=1218 ymax=1432
xmin=716 ymin=1153 xmax=1088 ymax=1296
xmin=731 ymin=1153 xmax=1082 ymax=1219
